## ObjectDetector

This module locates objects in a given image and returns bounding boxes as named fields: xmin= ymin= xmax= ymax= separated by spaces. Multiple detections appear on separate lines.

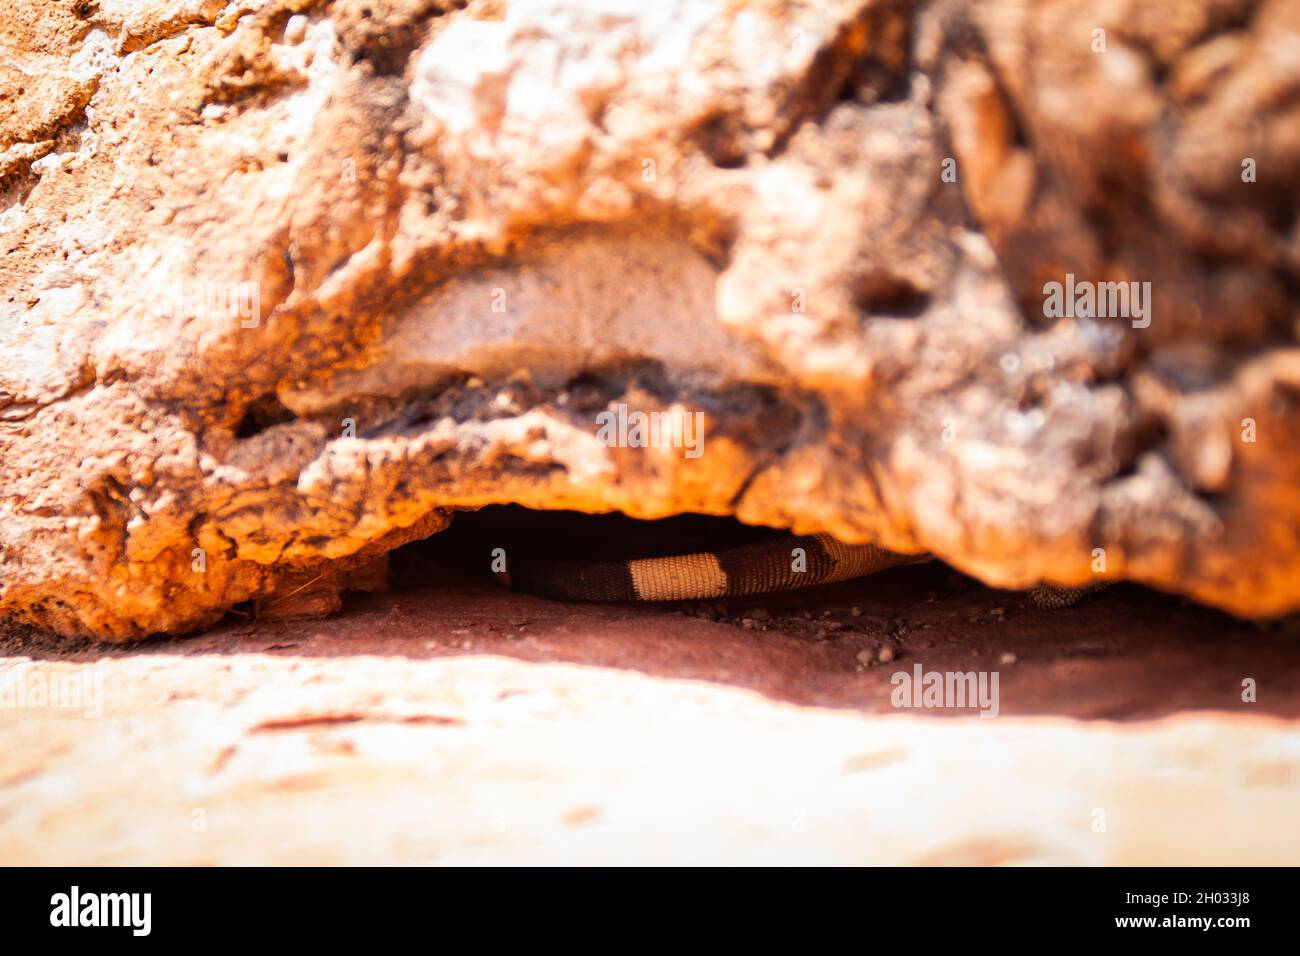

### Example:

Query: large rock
xmin=2 ymin=0 xmax=1299 ymax=639
xmin=4 ymin=578 xmax=1298 ymax=865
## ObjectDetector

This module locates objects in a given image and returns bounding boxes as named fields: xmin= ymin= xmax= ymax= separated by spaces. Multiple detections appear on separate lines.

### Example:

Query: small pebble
xmin=877 ymin=646 xmax=895 ymax=664
xmin=741 ymin=618 xmax=756 ymax=629
xmin=850 ymin=606 xmax=862 ymax=617
xmin=855 ymin=649 xmax=874 ymax=665
xmin=744 ymin=608 xmax=772 ymax=622
xmin=999 ymin=652 xmax=1017 ymax=665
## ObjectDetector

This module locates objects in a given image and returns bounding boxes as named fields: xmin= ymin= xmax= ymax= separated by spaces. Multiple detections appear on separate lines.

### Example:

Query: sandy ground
xmin=3 ymin=561 xmax=1299 ymax=864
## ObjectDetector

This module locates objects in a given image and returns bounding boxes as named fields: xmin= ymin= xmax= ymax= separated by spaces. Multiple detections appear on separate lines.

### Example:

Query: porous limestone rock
xmin=2 ymin=0 xmax=1299 ymax=639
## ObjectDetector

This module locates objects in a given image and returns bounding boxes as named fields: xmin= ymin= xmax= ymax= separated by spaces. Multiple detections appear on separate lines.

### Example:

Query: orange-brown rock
xmin=2 ymin=0 xmax=1299 ymax=640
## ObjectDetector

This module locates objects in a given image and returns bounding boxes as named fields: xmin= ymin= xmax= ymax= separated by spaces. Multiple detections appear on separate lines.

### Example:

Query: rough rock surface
xmin=5 ymin=571 xmax=1299 ymax=864
xmin=2 ymin=0 xmax=1300 ymax=639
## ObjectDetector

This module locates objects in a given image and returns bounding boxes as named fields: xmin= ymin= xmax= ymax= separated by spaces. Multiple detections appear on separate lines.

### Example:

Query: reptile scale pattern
xmin=511 ymin=534 xmax=921 ymax=601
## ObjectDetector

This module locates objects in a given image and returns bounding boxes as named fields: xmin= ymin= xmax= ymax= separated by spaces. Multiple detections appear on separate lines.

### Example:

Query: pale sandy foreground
xmin=4 ymin=649 xmax=1298 ymax=866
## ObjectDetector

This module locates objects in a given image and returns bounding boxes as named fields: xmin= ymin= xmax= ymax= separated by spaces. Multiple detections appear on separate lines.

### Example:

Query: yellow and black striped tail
xmin=506 ymin=533 xmax=923 ymax=602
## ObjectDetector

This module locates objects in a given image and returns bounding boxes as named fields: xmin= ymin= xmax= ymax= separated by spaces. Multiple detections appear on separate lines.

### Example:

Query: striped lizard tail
xmin=499 ymin=531 xmax=1111 ymax=607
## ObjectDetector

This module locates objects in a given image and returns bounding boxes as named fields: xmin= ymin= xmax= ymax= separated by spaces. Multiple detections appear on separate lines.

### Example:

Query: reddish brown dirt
xmin=8 ymin=559 xmax=1299 ymax=721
